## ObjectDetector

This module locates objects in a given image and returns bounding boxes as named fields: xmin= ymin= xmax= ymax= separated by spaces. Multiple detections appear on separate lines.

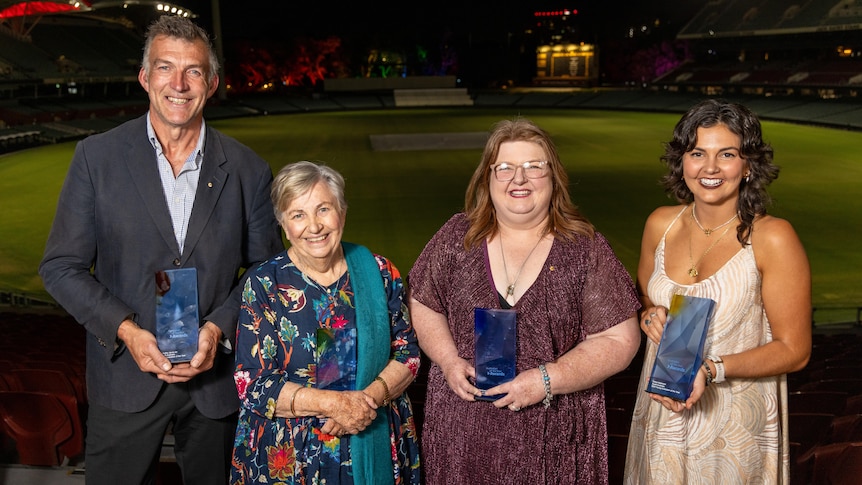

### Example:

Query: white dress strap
xmin=661 ymin=205 xmax=690 ymax=241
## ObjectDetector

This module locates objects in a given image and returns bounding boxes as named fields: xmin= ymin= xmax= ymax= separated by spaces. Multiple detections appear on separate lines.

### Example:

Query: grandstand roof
xmin=678 ymin=0 xmax=862 ymax=39
xmin=0 ymin=1 xmax=92 ymax=19
xmin=0 ymin=1 xmax=195 ymax=20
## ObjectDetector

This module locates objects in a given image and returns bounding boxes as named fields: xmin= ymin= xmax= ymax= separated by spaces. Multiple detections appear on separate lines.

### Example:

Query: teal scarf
xmin=343 ymin=242 xmax=393 ymax=485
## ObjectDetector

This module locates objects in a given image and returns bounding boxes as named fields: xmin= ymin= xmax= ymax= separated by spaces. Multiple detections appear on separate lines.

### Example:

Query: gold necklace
xmin=688 ymin=222 xmax=733 ymax=278
xmin=290 ymin=247 xmax=346 ymax=288
xmin=499 ymin=234 xmax=543 ymax=301
xmin=690 ymin=202 xmax=738 ymax=236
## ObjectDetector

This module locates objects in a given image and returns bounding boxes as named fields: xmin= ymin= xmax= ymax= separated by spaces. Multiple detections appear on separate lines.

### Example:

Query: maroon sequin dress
xmin=409 ymin=214 xmax=639 ymax=485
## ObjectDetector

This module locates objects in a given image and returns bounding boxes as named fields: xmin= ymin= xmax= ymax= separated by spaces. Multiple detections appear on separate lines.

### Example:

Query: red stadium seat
xmin=20 ymin=360 xmax=86 ymax=403
xmin=845 ymin=394 xmax=862 ymax=415
xmin=789 ymin=412 xmax=834 ymax=455
xmin=8 ymin=368 xmax=85 ymax=461
xmin=789 ymin=390 xmax=848 ymax=415
xmin=0 ymin=390 xmax=74 ymax=466
xmin=830 ymin=414 xmax=862 ymax=443
xmin=827 ymin=442 xmax=862 ymax=485
xmin=798 ymin=379 xmax=862 ymax=395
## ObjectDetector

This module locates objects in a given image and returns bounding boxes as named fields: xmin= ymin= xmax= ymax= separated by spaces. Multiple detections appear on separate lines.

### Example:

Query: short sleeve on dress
xmin=579 ymin=233 xmax=640 ymax=335
xmin=408 ymin=214 xmax=469 ymax=315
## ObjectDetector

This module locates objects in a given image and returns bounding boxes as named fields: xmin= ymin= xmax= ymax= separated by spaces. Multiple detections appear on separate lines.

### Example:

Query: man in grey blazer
xmin=38 ymin=15 xmax=282 ymax=485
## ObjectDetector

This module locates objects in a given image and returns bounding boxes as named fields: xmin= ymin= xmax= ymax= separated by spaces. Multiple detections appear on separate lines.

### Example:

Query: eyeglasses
xmin=490 ymin=160 xmax=549 ymax=181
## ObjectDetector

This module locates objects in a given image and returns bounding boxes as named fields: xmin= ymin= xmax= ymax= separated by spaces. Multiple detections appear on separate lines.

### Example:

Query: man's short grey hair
xmin=141 ymin=15 xmax=220 ymax=82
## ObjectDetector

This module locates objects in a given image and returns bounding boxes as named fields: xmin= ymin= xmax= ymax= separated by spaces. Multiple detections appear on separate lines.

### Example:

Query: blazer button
xmin=173 ymin=258 xmax=181 ymax=266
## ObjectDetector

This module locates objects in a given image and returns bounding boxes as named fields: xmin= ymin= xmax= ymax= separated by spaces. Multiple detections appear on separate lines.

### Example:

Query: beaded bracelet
xmin=375 ymin=376 xmax=391 ymax=406
xmin=538 ymin=364 xmax=552 ymax=408
xmin=701 ymin=360 xmax=714 ymax=386
xmin=290 ymin=387 xmax=302 ymax=416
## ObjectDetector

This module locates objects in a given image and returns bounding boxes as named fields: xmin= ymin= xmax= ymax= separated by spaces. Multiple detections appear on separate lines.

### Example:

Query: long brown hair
xmin=463 ymin=118 xmax=594 ymax=250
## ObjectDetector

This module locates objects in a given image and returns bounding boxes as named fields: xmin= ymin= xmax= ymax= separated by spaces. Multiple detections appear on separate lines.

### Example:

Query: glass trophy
xmin=646 ymin=294 xmax=716 ymax=401
xmin=316 ymin=327 xmax=357 ymax=391
xmin=474 ymin=307 xmax=517 ymax=401
xmin=155 ymin=268 xmax=200 ymax=363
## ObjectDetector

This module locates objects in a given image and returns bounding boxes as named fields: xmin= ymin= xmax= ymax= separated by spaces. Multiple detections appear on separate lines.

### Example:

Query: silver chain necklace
xmin=499 ymin=234 xmax=543 ymax=302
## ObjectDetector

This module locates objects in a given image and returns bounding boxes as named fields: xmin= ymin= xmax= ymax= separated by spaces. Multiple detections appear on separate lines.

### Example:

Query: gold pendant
xmin=506 ymin=284 xmax=515 ymax=296
xmin=688 ymin=267 xmax=699 ymax=278
xmin=704 ymin=229 xmax=712 ymax=236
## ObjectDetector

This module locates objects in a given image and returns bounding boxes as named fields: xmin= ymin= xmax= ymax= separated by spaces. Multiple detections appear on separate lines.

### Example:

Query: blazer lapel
xmin=182 ymin=127 xmax=227 ymax=263
xmin=124 ymin=118 xmax=181 ymax=256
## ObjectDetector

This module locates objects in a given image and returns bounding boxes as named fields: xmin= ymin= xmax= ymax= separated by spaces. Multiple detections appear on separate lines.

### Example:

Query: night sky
xmin=184 ymin=1 xmax=705 ymax=44
xmin=173 ymin=1 xmax=706 ymax=87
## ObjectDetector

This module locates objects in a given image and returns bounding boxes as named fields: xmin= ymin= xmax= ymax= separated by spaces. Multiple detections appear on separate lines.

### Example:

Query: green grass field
xmin=2 ymin=108 xmax=860 ymax=311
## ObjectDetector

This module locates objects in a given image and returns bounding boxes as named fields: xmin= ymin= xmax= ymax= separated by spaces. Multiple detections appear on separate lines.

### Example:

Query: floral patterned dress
xmin=230 ymin=249 xmax=422 ymax=485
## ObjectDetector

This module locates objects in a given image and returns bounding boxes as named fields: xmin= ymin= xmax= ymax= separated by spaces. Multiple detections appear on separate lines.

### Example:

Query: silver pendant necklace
xmin=500 ymin=234 xmax=543 ymax=301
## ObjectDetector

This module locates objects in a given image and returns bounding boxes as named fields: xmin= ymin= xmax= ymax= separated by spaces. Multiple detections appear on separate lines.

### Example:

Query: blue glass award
xmin=155 ymin=268 xmax=200 ymax=363
xmin=316 ymin=327 xmax=357 ymax=391
xmin=646 ymin=294 xmax=716 ymax=401
xmin=474 ymin=307 xmax=517 ymax=401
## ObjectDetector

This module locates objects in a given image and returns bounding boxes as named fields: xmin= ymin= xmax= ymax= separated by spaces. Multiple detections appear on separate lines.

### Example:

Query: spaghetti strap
xmin=661 ymin=205 xmax=690 ymax=241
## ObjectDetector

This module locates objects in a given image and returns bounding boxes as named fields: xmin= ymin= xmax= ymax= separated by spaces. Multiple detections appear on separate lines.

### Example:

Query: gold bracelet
xmin=290 ymin=387 xmax=302 ymax=416
xmin=374 ymin=376 xmax=391 ymax=406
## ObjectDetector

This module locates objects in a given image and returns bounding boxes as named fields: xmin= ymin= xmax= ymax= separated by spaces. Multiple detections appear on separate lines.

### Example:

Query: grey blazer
xmin=39 ymin=114 xmax=283 ymax=418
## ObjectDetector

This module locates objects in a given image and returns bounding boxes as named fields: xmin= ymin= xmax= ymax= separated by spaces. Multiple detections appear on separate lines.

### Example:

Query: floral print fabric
xmin=230 ymin=250 xmax=421 ymax=485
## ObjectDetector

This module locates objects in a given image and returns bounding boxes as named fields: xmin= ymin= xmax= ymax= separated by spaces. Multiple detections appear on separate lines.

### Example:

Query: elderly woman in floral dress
xmin=231 ymin=161 xmax=421 ymax=485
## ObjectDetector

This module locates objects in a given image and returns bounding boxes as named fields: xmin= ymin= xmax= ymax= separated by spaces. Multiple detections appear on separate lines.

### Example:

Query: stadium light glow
xmin=150 ymin=3 xmax=194 ymax=17
xmin=534 ymin=9 xmax=578 ymax=17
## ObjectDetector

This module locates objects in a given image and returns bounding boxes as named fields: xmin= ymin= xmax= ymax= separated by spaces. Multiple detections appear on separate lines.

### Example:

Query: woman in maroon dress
xmin=408 ymin=118 xmax=641 ymax=484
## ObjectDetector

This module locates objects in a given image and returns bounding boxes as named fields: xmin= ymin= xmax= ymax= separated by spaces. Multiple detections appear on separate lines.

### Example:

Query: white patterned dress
xmin=624 ymin=206 xmax=789 ymax=485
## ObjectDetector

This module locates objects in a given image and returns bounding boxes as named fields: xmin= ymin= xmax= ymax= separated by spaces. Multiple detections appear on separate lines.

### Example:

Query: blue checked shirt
xmin=147 ymin=114 xmax=206 ymax=255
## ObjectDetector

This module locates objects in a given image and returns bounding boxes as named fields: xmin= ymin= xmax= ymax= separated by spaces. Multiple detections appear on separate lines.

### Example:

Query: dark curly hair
xmin=661 ymin=99 xmax=779 ymax=245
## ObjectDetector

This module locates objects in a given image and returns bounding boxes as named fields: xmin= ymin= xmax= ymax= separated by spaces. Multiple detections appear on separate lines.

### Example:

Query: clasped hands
xmin=440 ymin=355 xmax=544 ymax=413
xmin=121 ymin=319 xmax=222 ymax=383
xmin=315 ymin=390 xmax=380 ymax=437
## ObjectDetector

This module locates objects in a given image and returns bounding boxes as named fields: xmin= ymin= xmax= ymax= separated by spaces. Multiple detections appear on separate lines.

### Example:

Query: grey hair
xmin=271 ymin=161 xmax=347 ymax=223
xmin=141 ymin=15 xmax=220 ymax=82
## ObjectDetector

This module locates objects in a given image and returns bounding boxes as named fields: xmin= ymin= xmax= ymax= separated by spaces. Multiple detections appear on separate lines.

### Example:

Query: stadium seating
xmin=0 ymin=390 xmax=75 ymax=466
xmin=0 ymin=312 xmax=87 ymax=467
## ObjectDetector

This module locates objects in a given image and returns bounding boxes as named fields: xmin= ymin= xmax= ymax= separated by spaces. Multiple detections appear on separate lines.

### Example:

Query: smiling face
xmin=489 ymin=140 xmax=552 ymax=228
xmin=682 ymin=124 xmax=749 ymax=207
xmin=280 ymin=181 xmax=345 ymax=265
xmin=138 ymin=34 xmax=218 ymax=133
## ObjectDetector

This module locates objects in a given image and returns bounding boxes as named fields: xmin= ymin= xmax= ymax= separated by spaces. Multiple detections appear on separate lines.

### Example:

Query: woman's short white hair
xmin=271 ymin=161 xmax=347 ymax=223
